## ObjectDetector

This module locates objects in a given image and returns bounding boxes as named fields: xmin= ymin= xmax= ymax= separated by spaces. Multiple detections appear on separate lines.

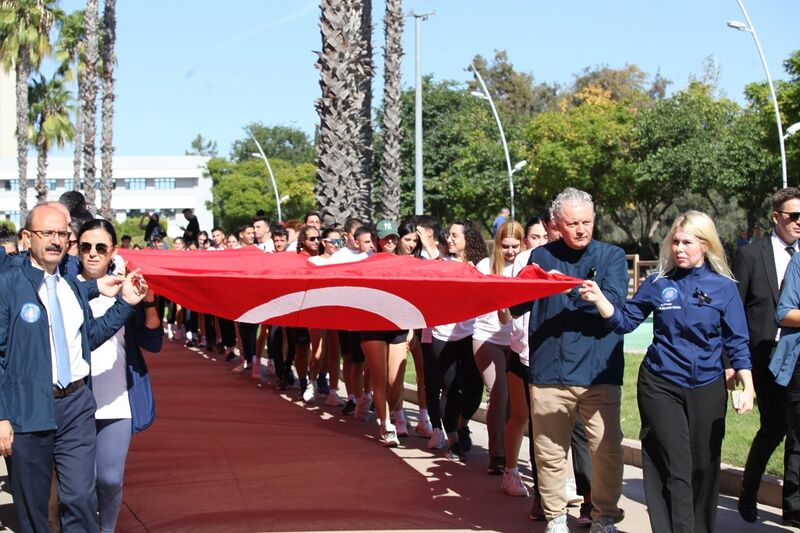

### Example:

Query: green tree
xmin=186 ymin=133 xmax=218 ymax=157
xmin=230 ymin=123 xmax=315 ymax=165
xmin=99 ymin=0 xmax=117 ymax=219
xmin=55 ymin=9 xmax=86 ymax=187
xmin=0 ymin=0 xmax=62 ymax=221
xmin=28 ymin=72 xmax=75 ymax=202
xmin=206 ymin=157 xmax=316 ymax=231
xmin=568 ymin=64 xmax=670 ymax=109
xmin=81 ymin=0 xmax=100 ymax=210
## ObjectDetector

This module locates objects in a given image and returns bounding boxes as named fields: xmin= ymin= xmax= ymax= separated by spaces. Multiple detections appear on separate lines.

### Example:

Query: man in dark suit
xmin=0 ymin=204 xmax=147 ymax=532
xmin=733 ymin=187 xmax=800 ymax=523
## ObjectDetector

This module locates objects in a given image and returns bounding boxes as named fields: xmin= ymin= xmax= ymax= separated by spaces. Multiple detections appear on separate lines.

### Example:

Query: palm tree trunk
xmin=82 ymin=0 xmax=100 ymax=213
xmin=35 ymin=140 xmax=48 ymax=203
xmin=72 ymin=70 xmax=84 ymax=189
xmin=355 ymin=0 xmax=374 ymax=223
xmin=99 ymin=0 xmax=117 ymax=219
xmin=15 ymin=54 xmax=30 ymax=223
xmin=380 ymin=0 xmax=403 ymax=221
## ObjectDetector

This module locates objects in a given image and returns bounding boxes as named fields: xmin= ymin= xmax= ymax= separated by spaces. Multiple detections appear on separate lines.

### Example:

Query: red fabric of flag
xmin=121 ymin=248 xmax=581 ymax=330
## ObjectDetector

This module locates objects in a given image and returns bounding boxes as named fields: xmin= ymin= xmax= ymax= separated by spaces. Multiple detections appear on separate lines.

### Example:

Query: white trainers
xmin=354 ymin=393 xmax=372 ymax=421
xmin=302 ymin=382 xmax=316 ymax=402
xmin=325 ymin=391 xmax=345 ymax=407
xmin=415 ymin=418 xmax=433 ymax=438
xmin=501 ymin=469 xmax=529 ymax=497
xmin=392 ymin=410 xmax=409 ymax=437
xmin=545 ymin=514 xmax=571 ymax=533
xmin=427 ymin=427 xmax=446 ymax=450
xmin=382 ymin=424 xmax=400 ymax=448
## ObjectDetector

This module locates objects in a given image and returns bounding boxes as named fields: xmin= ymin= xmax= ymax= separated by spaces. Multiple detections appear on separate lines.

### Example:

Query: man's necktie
xmin=45 ymin=276 xmax=72 ymax=388
xmin=787 ymin=245 xmax=796 ymax=257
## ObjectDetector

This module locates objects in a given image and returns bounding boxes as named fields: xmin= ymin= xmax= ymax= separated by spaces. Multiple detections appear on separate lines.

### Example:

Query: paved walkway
xmin=0 ymin=340 xmax=792 ymax=532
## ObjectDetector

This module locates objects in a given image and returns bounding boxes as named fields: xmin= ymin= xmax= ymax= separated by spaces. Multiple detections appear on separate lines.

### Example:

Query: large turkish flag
xmin=121 ymin=248 xmax=580 ymax=330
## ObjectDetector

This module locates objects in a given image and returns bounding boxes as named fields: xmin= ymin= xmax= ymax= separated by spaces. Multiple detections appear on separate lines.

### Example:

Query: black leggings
xmin=424 ymin=336 xmax=482 ymax=433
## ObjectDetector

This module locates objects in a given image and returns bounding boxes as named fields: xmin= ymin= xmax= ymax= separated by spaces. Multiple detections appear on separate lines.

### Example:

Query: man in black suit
xmin=734 ymin=187 xmax=800 ymax=523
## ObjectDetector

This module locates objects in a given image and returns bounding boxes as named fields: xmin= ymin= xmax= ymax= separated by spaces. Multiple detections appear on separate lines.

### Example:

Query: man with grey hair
xmin=514 ymin=187 xmax=628 ymax=532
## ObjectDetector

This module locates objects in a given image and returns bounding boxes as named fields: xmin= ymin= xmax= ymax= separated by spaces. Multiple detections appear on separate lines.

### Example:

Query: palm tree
xmin=99 ymin=0 xmax=117 ymax=219
xmin=380 ymin=0 xmax=403 ymax=221
xmin=315 ymin=0 xmax=359 ymax=225
xmin=0 ymin=0 xmax=62 ymax=222
xmin=81 ymin=0 xmax=100 ymax=212
xmin=28 ymin=73 xmax=75 ymax=202
xmin=56 ymin=9 xmax=86 ymax=189
xmin=354 ymin=0 xmax=374 ymax=223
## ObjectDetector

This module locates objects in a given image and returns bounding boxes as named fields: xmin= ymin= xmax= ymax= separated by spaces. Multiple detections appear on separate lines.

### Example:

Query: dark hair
xmin=58 ymin=190 xmax=87 ymax=216
xmin=252 ymin=215 xmax=270 ymax=226
xmin=321 ymin=226 xmax=341 ymax=239
xmin=452 ymin=218 xmax=488 ymax=265
xmin=238 ymin=223 xmax=253 ymax=234
xmin=182 ymin=208 xmax=193 ymax=215
xmin=70 ymin=210 xmax=94 ymax=235
xmin=121 ymin=234 xmax=132 ymax=241
xmin=0 ymin=226 xmax=18 ymax=246
xmin=198 ymin=230 xmax=209 ymax=239
xmin=77 ymin=218 xmax=118 ymax=246
xmin=343 ymin=217 xmax=363 ymax=234
xmin=304 ymin=210 xmax=322 ymax=223
xmin=173 ymin=237 xmax=186 ymax=245
xmin=272 ymin=226 xmax=288 ymax=239
xmin=398 ymin=220 xmax=422 ymax=257
xmin=211 ymin=226 xmax=225 ymax=234
xmin=412 ymin=214 xmax=439 ymax=233
xmin=353 ymin=225 xmax=372 ymax=241
xmin=772 ymin=187 xmax=800 ymax=212
xmin=525 ymin=216 xmax=545 ymax=235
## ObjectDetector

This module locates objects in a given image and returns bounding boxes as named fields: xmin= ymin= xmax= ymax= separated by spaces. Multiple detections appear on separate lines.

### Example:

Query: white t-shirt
xmin=257 ymin=240 xmax=275 ymax=252
xmin=472 ymin=257 xmax=514 ymax=345
xmin=431 ymin=257 xmax=475 ymax=342
xmin=89 ymin=294 xmax=131 ymax=419
xmin=509 ymin=249 xmax=534 ymax=365
xmin=329 ymin=247 xmax=370 ymax=264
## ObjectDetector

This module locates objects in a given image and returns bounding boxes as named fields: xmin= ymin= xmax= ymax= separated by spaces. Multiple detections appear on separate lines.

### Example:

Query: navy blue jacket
xmin=121 ymin=305 xmax=162 ymax=432
xmin=526 ymin=239 xmax=629 ymax=386
xmin=607 ymin=264 xmax=751 ymax=388
xmin=0 ymin=259 xmax=134 ymax=432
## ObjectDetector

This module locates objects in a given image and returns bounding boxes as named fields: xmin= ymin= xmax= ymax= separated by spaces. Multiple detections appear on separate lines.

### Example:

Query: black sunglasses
xmin=779 ymin=211 xmax=800 ymax=222
xmin=306 ymin=236 xmax=320 ymax=241
xmin=79 ymin=242 xmax=110 ymax=255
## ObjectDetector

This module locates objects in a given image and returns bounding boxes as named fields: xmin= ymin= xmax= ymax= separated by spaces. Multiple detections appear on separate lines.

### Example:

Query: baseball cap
xmin=376 ymin=220 xmax=399 ymax=239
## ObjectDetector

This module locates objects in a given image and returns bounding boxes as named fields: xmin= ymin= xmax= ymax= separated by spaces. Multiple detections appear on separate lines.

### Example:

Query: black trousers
xmin=427 ymin=336 xmax=482 ymax=434
xmin=238 ymin=322 xmax=258 ymax=360
xmin=742 ymin=346 xmax=787 ymax=495
xmin=218 ymin=318 xmax=236 ymax=349
xmin=203 ymin=314 xmax=217 ymax=346
xmin=638 ymin=365 xmax=726 ymax=533
xmin=784 ymin=357 xmax=800 ymax=515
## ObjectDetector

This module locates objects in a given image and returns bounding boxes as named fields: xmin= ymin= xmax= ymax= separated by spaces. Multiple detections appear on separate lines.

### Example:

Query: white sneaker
xmin=382 ymin=424 xmax=400 ymax=448
xmin=566 ymin=478 xmax=583 ymax=506
xmin=415 ymin=418 xmax=433 ymax=438
xmin=589 ymin=519 xmax=618 ymax=533
xmin=354 ymin=393 xmax=372 ymax=421
xmin=302 ymin=382 xmax=316 ymax=403
xmin=325 ymin=391 xmax=345 ymax=407
xmin=545 ymin=514 xmax=571 ymax=533
xmin=393 ymin=410 xmax=409 ymax=437
xmin=501 ymin=469 xmax=529 ymax=497
xmin=265 ymin=359 xmax=276 ymax=376
xmin=427 ymin=427 xmax=446 ymax=450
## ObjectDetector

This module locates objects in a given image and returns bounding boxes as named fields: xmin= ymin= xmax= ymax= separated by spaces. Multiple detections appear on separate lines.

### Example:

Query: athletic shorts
xmin=337 ymin=330 xmax=365 ymax=363
xmin=507 ymin=351 xmax=530 ymax=382
xmin=360 ymin=329 xmax=407 ymax=345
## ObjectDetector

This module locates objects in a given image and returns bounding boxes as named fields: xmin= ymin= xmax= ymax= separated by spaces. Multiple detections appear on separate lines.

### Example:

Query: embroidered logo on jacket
xmin=20 ymin=303 xmax=42 ymax=323
xmin=658 ymin=287 xmax=681 ymax=311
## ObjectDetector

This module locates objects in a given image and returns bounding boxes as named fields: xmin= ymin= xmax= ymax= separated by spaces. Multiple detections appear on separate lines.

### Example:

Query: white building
xmin=0 ymin=155 xmax=213 ymax=237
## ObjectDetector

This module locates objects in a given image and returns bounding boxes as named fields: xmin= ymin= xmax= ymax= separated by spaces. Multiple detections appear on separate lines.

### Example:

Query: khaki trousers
xmin=531 ymin=384 xmax=624 ymax=522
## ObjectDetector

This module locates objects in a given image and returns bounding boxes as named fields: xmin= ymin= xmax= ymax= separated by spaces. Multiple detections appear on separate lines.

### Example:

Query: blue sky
xmin=57 ymin=0 xmax=800 ymax=158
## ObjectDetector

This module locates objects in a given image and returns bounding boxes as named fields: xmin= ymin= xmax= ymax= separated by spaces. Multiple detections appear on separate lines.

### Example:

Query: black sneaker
xmin=737 ymin=490 xmax=758 ymax=523
xmin=341 ymin=399 xmax=356 ymax=416
xmin=458 ymin=426 xmax=472 ymax=453
xmin=446 ymin=442 xmax=465 ymax=462
xmin=316 ymin=374 xmax=330 ymax=395
xmin=486 ymin=455 xmax=505 ymax=475
xmin=225 ymin=351 xmax=237 ymax=362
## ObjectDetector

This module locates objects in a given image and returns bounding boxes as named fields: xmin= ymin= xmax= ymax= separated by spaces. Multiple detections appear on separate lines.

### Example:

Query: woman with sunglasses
xmin=290 ymin=225 xmax=322 ymax=401
xmin=473 ymin=220 xmax=526 ymax=475
xmin=77 ymin=219 xmax=164 ymax=533
xmin=310 ymin=227 xmax=344 ymax=265
xmin=360 ymin=220 xmax=409 ymax=446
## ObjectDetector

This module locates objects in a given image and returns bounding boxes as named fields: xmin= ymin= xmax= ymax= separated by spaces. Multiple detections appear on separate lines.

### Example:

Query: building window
xmin=154 ymin=178 xmax=175 ymax=190
xmin=5 ymin=211 xmax=20 ymax=227
xmin=45 ymin=179 xmax=56 ymax=191
xmin=64 ymin=179 xmax=73 ymax=191
xmin=4 ymin=180 xmax=19 ymax=192
xmin=125 ymin=178 xmax=146 ymax=190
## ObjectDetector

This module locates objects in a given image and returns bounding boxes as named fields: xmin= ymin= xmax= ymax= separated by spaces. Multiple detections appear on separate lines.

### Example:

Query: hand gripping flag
xmin=121 ymin=247 xmax=581 ymax=330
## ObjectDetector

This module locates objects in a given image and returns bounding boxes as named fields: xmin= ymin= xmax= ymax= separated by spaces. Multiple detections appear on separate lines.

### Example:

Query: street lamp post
xmin=470 ymin=64 xmax=525 ymax=222
xmin=249 ymin=131 xmax=282 ymax=223
xmin=727 ymin=0 xmax=787 ymax=188
xmin=408 ymin=10 xmax=434 ymax=215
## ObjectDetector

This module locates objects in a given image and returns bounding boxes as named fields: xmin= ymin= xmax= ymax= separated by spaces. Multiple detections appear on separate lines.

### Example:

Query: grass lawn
xmin=404 ymin=351 xmax=782 ymax=475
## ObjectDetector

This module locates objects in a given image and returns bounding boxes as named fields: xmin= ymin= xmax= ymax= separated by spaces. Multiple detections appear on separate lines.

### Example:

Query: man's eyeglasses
xmin=306 ymin=236 xmax=320 ymax=242
xmin=28 ymin=229 xmax=69 ymax=240
xmin=323 ymin=238 xmax=343 ymax=246
xmin=778 ymin=211 xmax=800 ymax=222
xmin=79 ymin=242 xmax=110 ymax=255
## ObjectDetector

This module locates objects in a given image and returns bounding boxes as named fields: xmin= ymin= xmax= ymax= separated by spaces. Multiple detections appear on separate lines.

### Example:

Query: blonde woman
xmin=473 ymin=220 xmax=525 ymax=474
xmin=580 ymin=210 xmax=754 ymax=533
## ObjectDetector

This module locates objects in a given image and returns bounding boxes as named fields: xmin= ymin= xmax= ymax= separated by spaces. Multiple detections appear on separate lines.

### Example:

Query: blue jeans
xmin=95 ymin=418 xmax=132 ymax=533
